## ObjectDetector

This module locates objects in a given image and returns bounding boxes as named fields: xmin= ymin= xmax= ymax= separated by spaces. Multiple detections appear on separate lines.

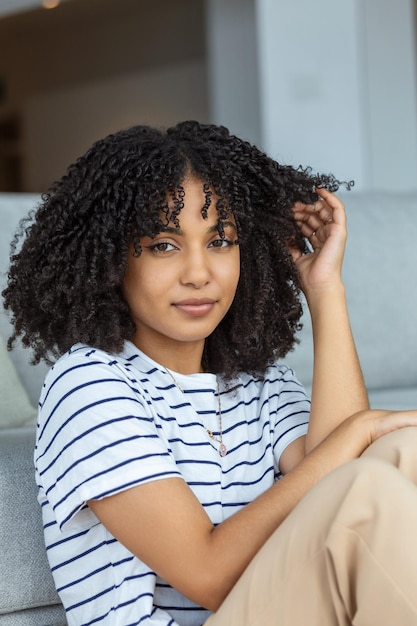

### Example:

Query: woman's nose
xmin=180 ymin=249 xmax=211 ymax=288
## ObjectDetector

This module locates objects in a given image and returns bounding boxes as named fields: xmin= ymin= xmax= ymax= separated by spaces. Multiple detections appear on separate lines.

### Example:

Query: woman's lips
xmin=174 ymin=298 xmax=216 ymax=317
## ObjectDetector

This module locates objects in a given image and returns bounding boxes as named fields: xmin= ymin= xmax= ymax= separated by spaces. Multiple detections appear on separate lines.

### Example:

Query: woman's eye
xmin=148 ymin=242 xmax=176 ymax=253
xmin=210 ymin=238 xmax=234 ymax=249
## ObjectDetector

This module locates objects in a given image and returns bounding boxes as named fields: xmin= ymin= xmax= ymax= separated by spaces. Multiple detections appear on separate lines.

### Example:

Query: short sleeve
xmin=271 ymin=364 xmax=310 ymax=469
xmin=35 ymin=352 xmax=182 ymax=532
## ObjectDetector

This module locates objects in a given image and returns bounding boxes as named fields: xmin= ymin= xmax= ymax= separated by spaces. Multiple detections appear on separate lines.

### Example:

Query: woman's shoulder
xmin=40 ymin=341 xmax=151 ymax=401
xmin=47 ymin=341 xmax=148 ymax=374
xmin=236 ymin=361 xmax=301 ymax=388
xmin=37 ymin=342 xmax=161 ymax=443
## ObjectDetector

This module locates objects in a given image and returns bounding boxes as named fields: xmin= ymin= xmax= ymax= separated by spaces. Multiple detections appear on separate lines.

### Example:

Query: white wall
xmin=24 ymin=59 xmax=208 ymax=191
xmin=362 ymin=0 xmax=417 ymax=190
xmin=206 ymin=0 xmax=417 ymax=191
xmin=256 ymin=0 xmax=365 ymax=186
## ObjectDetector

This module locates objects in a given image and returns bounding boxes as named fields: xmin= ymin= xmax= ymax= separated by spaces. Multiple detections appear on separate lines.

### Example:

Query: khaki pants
xmin=206 ymin=427 xmax=417 ymax=626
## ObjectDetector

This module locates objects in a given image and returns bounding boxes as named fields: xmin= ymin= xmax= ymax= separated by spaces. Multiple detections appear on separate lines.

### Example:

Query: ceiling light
xmin=42 ymin=0 xmax=61 ymax=8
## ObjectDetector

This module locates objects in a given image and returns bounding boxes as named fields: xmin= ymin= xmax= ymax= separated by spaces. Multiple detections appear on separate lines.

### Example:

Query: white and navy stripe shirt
xmin=35 ymin=341 xmax=310 ymax=626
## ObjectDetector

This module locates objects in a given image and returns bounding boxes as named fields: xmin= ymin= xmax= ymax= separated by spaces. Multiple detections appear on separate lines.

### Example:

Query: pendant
xmin=219 ymin=443 xmax=227 ymax=457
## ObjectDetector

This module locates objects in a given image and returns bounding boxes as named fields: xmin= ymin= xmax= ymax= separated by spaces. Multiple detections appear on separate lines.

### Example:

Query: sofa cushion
xmin=343 ymin=191 xmax=417 ymax=391
xmin=0 ymin=605 xmax=67 ymax=625
xmin=0 ymin=336 xmax=37 ymax=429
xmin=367 ymin=387 xmax=417 ymax=411
xmin=0 ymin=428 xmax=63 ymax=616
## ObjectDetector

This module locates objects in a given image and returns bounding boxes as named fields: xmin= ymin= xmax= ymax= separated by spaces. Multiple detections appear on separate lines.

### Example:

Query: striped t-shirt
xmin=35 ymin=341 xmax=310 ymax=626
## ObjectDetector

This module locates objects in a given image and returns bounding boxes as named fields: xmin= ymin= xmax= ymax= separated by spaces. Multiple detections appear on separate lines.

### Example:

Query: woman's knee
xmin=361 ymin=426 xmax=417 ymax=483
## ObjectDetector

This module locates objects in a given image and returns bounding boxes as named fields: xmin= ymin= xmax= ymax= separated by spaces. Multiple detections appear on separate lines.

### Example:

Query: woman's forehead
xmin=162 ymin=177 xmax=232 ymax=221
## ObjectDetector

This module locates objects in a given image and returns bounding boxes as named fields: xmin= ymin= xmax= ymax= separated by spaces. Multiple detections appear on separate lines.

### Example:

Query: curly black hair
xmin=2 ymin=120 xmax=351 ymax=380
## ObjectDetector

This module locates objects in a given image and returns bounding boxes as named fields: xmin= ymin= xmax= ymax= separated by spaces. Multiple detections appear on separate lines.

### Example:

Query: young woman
xmin=3 ymin=121 xmax=417 ymax=626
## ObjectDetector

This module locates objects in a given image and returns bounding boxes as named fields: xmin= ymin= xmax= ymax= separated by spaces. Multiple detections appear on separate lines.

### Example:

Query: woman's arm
xmin=89 ymin=409 xmax=417 ymax=612
xmin=291 ymin=188 xmax=369 ymax=452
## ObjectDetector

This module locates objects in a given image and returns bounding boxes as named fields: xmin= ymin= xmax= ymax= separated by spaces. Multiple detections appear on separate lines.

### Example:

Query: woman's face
xmin=122 ymin=176 xmax=240 ymax=368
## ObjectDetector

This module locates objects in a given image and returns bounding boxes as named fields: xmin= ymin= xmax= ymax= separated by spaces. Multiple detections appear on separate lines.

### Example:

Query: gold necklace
xmin=163 ymin=367 xmax=227 ymax=457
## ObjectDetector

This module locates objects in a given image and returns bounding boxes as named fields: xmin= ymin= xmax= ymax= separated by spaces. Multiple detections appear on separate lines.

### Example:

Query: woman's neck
xmin=131 ymin=335 xmax=206 ymax=375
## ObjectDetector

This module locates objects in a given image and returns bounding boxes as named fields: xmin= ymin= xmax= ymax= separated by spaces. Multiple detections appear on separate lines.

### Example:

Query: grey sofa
xmin=1 ymin=190 xmax=417 ymax=624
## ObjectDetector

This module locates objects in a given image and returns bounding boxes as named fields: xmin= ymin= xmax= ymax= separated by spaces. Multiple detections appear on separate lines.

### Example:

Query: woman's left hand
xmin=291 ymin=187 xmax=347 ymax=295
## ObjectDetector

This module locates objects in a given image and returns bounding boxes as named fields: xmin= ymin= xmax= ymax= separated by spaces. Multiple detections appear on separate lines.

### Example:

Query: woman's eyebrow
xmin=159 ymin=225 xmax=184 ymax=235
xmin=157 ymin=221 xmax=237 ymax=236
xmin=207 ymin=221 xmax=237 ymax=234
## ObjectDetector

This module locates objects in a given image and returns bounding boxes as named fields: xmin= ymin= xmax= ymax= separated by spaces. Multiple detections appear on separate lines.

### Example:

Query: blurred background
xmin=0 ymin=0 xmax=416 ymax=194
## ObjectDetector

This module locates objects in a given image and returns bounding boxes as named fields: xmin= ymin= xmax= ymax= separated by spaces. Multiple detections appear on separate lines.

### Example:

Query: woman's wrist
xmin=304 ymin=281 xmax=346 ymax=316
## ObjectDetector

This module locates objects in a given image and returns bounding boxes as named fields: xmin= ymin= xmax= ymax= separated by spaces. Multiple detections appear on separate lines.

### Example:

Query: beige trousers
xmin=206 ymin=427 xmax=417 ymax=626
